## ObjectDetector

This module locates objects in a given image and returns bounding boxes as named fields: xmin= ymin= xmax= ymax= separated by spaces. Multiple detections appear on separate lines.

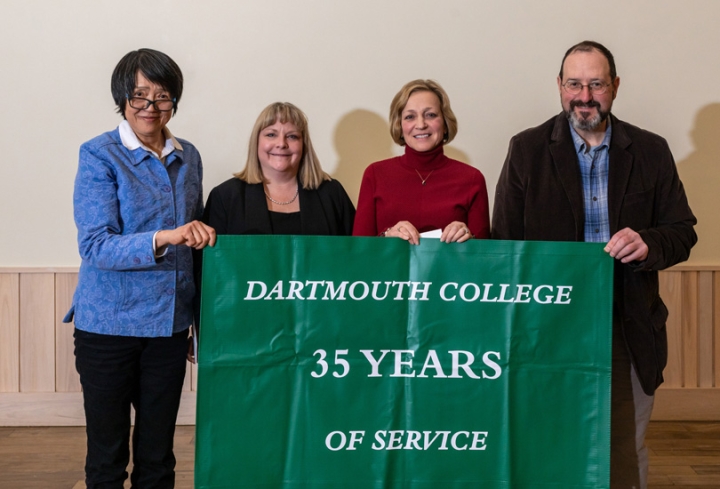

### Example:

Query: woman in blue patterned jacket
xmin=64 ymin=48 xmax=215 ymax=489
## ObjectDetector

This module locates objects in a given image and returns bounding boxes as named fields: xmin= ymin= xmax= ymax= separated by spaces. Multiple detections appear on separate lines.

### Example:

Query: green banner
xmin=196 ymin=236 xmax=612 ymax=489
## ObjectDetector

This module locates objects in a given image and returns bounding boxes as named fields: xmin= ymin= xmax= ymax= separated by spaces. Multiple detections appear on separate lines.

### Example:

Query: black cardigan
xmin=203 ymin=177 xmax=355 ymax=236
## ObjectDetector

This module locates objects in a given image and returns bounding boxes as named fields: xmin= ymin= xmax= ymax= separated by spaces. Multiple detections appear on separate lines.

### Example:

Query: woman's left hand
xmin=441 ymin=221 xmax=473 ymax=243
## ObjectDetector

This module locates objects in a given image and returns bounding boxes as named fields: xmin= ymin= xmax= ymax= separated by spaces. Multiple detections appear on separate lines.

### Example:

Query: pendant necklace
xmin=265 ymin=186 xmax=299 ymax=205
xmin=415 ymin=169 xmax=434 ymax=186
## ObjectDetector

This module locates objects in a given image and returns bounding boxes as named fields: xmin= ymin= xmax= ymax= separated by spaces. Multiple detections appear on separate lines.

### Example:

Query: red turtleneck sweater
xmin=352 ymin=145 xmax=490 ymax=238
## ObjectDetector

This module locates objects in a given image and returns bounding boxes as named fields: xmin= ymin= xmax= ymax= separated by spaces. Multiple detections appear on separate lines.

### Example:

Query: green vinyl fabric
xmin=196 ymin=236 xmax=612 ymax=489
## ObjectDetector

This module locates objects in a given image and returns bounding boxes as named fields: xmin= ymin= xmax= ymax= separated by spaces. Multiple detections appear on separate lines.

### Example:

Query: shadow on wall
xmin=332 ymin=109 xmax=395 ymax=206
xmin=444 ymin=146 xmax=472 ymax=167
xmin=332 ymin=109 xmax=475 ymax=206
xmin=676 ymin=103 xmax=720 ymax=264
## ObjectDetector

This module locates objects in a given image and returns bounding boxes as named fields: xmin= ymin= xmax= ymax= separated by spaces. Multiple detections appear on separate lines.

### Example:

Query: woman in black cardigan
xmin=204 ymin=102 xmax=354 ymax=235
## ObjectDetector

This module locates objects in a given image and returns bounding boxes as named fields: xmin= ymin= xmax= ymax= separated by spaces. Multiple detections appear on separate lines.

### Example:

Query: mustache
xmin=569 ymin=100 xmax=601 ymax=110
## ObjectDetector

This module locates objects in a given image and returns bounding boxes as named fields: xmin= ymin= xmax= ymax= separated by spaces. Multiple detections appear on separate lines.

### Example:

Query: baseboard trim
xmin=651 ymin=388 xmax=720 ymax=421
xmin=0 ymin=392 xmax=197 ymax=427
xmin=0 ymin=388 xmax=717 ymax=426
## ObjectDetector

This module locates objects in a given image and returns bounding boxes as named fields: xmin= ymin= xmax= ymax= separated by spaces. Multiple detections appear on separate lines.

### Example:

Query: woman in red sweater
xmin=352 ymin=79 xmax=490 ymax=244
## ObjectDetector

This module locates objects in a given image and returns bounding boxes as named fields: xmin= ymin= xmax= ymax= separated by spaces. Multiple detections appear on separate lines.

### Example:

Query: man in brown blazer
xmin=492 ymin=41 xmax=697 ymax=488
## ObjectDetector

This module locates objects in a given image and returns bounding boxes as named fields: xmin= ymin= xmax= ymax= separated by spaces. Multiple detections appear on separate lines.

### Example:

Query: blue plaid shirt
xmin=570 ymin=122 xmax=612 ymax=243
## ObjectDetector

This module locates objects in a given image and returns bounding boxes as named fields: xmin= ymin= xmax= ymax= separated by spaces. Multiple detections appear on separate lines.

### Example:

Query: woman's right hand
xmin=383 ymin=221 xmax=420 ymax=245
xmin=156 ymin=221 xmax=217 ymax=251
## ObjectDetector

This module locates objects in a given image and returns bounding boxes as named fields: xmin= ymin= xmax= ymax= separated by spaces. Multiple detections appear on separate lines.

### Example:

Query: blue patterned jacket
xmin=64 ymin=127 xmax=204 ymax=337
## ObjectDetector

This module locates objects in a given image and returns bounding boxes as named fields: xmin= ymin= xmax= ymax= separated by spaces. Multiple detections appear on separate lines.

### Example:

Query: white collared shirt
xmin=118 ymin=119 xmax=183 ymax=164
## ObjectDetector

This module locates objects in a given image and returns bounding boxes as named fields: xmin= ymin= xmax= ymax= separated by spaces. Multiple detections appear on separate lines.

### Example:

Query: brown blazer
xmin=492 ymin=112 xmax=697 ymax=395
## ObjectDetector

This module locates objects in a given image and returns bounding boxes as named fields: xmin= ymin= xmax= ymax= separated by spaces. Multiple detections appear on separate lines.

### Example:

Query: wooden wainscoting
xmin=654 ymin=265 xmax=720 ymax=420
xmin=0 ymin=268 xmax=197 ymax=426
xmin=0 ymin=266 xmax=718 ymax=426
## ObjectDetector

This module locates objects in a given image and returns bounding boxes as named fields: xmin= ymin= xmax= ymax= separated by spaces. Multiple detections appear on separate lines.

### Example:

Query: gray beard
xmin=566 ymin=103 xmax=610 ymax=131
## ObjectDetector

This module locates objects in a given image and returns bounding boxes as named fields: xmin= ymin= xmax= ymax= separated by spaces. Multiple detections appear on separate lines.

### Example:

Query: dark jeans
xmin=74 ymin=328 xmax=188 ymax=489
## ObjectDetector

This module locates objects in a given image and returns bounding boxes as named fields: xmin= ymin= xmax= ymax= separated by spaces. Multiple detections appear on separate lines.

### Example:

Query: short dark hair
xmin=559 ymin=41 xmax=617 ymax=81
xmin=111 ymin=48 xmax=183 ymax=118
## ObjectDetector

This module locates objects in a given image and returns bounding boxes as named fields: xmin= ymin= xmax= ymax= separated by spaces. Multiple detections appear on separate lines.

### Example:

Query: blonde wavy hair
xmin=388 ymin=79 xmax=458 ymax=146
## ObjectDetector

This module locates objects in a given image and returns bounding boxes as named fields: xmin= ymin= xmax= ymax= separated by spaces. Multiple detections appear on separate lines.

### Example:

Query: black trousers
xmin=74 ymin=328 xmax=188 ymax=489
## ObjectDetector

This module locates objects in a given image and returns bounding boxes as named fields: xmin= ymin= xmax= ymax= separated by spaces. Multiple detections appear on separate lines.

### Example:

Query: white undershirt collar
xmin=118 ymin=120 xmax=182 ymax=161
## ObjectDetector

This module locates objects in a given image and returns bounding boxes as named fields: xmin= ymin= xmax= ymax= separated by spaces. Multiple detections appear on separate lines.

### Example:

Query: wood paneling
xmin=1 ymin=267 xmax=719 ymax=424
xmin=682 ymin=272 xmax=699 ymax=387
xmin=19 ymin=274 xmax=55 ymax=393
xmin=0 ymin=269 xmax=198 ymax=426
xmin=0 ymin=274 xmax=19 ymax=392
xmin=55 ymin=274 xmax=80 ymax=392
xmin=660 ymin=271 xmax=683 ymax=388
xmin=698 ymin=272 xmax=714 ymax=387
xmin=715 ymin=273 xmax=720 ymax=387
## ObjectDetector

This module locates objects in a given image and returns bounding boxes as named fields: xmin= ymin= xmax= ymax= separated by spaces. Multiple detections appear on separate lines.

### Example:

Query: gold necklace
xmin=415 ymin=169 xmax=434 ymax=186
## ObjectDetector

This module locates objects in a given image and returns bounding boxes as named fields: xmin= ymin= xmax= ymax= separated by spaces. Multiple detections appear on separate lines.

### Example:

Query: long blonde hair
xmin=235 ymin=102 xmax=330 ymax=189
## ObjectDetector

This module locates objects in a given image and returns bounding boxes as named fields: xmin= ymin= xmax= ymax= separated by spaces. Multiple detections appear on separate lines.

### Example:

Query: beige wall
xmin=1 ymin=0 xmax=718 ymax=266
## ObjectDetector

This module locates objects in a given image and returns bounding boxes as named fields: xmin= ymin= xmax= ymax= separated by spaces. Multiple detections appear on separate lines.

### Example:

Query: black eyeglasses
xmin=126 ymin=95 xmax=176 ymax=112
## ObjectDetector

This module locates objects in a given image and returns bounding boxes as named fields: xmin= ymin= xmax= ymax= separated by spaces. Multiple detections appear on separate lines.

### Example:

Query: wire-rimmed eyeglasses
xmin=561 ymin=81 xmax=611 ymax=95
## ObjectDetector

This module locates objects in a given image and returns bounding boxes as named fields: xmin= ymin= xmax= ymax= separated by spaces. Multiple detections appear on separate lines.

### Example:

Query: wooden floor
xmin=0 ymin=422 xmax=719 ymax=488
xmin=0 ymin=425 xmax=195 ymax=489
xmin=648 ymin=422 xmax=720 ymax=488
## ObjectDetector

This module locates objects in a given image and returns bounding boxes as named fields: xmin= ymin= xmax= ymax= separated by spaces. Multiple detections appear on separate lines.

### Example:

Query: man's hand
xmin=604 ymin=227 xmax=648 ymax=264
